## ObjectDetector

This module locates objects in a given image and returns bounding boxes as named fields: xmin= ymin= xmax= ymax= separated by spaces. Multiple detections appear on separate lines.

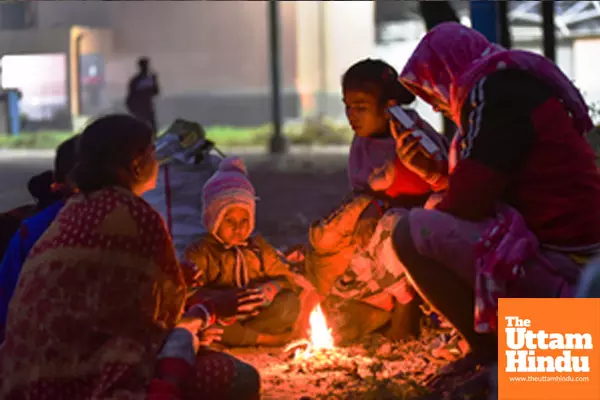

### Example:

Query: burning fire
xmin=286 ymin=304 xmax=334 ymax=359
xmin=308 ymin=304 xmax=334 ymax=351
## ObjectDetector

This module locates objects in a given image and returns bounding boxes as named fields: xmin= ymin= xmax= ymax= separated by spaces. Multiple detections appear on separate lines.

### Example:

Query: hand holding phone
xmin=388 ymin=106 xmax=446 ymax=184
xmin=388 ymin=106 xmax=440 ymax=156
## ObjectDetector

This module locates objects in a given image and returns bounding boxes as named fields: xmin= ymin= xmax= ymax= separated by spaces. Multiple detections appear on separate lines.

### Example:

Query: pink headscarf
xmin=399 ymin=22 xmax=593 ymax=135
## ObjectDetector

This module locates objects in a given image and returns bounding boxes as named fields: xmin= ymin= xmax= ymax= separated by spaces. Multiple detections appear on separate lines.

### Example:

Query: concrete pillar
xmin=68 ymin=26 xmax=113 ymax=130
xmin=295 ymin=1 xmax=375 ymax=119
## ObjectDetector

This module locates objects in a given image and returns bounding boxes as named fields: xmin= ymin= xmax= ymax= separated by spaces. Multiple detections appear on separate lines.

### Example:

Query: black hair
xmin=342 ymin=58 xmax=416 ymax=106
xmin=54 ymin=135 xmax=80 ymax=183
xmin=27 ymin=170 xmax=54 ymax=202
xmin=26 ymin=136 xmax=79 ymax=208
xmin=138 ymin=57 xmax=150 ymax=70
xmin=72 ymin=114 xmax=154 ymax=194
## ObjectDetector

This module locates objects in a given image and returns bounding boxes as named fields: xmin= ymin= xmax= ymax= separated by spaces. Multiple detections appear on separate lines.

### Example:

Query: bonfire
xmin=230 ymin=303 xmax=459 ymax=399
xmin=282 ymin=304 xmax=378 ymax=375
xmin=285 ymin=304 xmax=334 ymax=359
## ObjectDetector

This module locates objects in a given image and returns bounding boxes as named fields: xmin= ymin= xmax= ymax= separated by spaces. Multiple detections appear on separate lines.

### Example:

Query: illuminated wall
xmin=1 ymin=1 xmax=377 ymax=128
xmin=295 ymin=1 xmax=376 ymax=118
xmin=1 ymin=53 xmax=67 ymax=120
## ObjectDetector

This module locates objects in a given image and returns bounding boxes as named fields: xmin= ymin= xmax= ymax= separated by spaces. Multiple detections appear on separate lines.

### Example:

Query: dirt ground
xmin=228 ymin=332 xmax=456 ymax=400
xmin=228 ymin=153 xmax=461 ymax=400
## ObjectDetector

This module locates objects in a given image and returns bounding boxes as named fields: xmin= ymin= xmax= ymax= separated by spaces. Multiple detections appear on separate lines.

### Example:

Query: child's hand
xmin=368 ymin=162 xmax=395 ymax=192
xmin=255 ymin=282 xmax=281 ymax=307
xmin=236 ymin=288 xmax=265 ymax=317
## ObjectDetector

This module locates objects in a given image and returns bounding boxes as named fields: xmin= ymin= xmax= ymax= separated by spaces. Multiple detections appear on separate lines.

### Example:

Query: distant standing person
xmin=126 ymin=57 xmax=160 ymax=132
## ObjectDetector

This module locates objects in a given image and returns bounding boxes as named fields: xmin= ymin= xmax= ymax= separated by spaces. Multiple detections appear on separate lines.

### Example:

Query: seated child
xmin=344 ymin=58 xmax=448 ymax=209
xmin=295 ymin=59 xmax=448 ymax=344
xmin=303 ymin=59 xmax=446 ymax=293
xmin=182 ymin=157 xmax=301 ymax=347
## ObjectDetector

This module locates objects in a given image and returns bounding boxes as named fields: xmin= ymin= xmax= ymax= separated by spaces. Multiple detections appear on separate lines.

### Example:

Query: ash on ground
xmin=228 ymin=332 xmax=453 ymax=400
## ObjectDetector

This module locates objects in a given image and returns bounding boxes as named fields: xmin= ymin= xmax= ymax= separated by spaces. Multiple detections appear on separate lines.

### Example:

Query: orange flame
xmin=292 ymin=304 xmax=334 ymax=359
xmin=308 ymin=304 xmax=334 ymax=351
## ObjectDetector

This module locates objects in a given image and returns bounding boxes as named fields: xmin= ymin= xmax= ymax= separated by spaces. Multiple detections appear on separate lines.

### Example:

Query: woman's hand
xmin=390 ymin=120 xmax=439 ymax=181
xmin=424 ymin=192 xmax=445 ymax=210
xmin=204 ymin=288 xmax=265 ymax=320
xmin=183 ymin=289 xmax=263 ymax=328
xmin=178 ymin=305 xmax=213 ymax=334
xmin=198 ymin=326 xmax=224 ymax=346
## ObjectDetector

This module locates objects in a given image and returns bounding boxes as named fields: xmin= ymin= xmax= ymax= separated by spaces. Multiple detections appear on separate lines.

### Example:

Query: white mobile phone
xmin=388 ymin=106 xmax=440 ymax=156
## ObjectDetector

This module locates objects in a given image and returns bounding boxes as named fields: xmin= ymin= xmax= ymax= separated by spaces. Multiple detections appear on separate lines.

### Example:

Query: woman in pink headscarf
xmin=388 ymin=22 xmax=600 ymax=394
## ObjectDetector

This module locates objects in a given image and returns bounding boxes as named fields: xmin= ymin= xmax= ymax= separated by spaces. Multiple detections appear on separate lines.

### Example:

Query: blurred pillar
xmin=497 ymin=0 xmax=512 ymax=49
xmin=542 ymin=1 xmax=556 ymax=62
xmin=317 ymin=0 xmax=327 ymax=119
xmin=295 ymin=2 xmax=321 ymax=118
xmin=75 ymin=34 xmax=85 ymax=117
xmin=295 ymin=2 xmax=374 ymax=120
xmin=470 ymin=0 xmax=499 ymax=43
xmin=268 ymin=0 xmax=288 ymax=154
xmin=419 ymin=0 xmax=459 ymax=30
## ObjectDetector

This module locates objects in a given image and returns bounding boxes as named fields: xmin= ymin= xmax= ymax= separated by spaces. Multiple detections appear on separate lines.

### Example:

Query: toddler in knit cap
xmin=201 ymin=157 xmax=257 ymax=247
xmin=182 ymin=156 xmax=302 ymax=347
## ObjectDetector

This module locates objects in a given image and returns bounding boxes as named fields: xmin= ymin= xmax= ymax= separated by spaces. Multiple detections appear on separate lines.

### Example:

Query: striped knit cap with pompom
xmin=202 ymin=156 xmax=256 ymax=236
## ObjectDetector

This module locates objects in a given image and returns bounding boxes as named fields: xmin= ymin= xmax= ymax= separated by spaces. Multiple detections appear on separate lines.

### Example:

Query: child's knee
xmin=269 ymin=290 xmax=300 ymax=324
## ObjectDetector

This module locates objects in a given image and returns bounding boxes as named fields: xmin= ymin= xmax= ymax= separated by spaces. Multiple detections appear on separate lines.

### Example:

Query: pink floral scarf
xmin=473 ymin=206 xmax=548 ymax=333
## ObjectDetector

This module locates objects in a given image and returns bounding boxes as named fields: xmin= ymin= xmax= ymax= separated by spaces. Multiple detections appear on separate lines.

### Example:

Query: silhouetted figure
xmin=126 ymin=57 xmax=160 ymax=132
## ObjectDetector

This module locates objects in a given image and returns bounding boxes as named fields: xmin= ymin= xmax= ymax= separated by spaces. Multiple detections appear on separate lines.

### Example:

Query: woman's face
xmin=217 ymin=207 xmax=251 ymax=246
xmin=402 ymin=81 xmax=452 ymax=119
xmin=133 ymin=144 xmax=159 ymax=195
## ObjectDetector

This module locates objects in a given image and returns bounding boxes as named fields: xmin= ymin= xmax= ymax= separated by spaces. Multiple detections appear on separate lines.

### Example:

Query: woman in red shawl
xmin=388 ymin=22 xmax=600 ymax=396
xmin=0 ymin=114 xmax=260 ymax=399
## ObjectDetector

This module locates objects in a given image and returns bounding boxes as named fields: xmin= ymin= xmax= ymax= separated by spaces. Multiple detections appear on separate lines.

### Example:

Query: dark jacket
xmin=437 ymin=69 xmax=600 ymax=249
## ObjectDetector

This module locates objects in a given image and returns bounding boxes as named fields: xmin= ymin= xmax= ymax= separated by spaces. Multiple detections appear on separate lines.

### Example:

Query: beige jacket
xmin=182 ymin=233 xmax=298 ymax=291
